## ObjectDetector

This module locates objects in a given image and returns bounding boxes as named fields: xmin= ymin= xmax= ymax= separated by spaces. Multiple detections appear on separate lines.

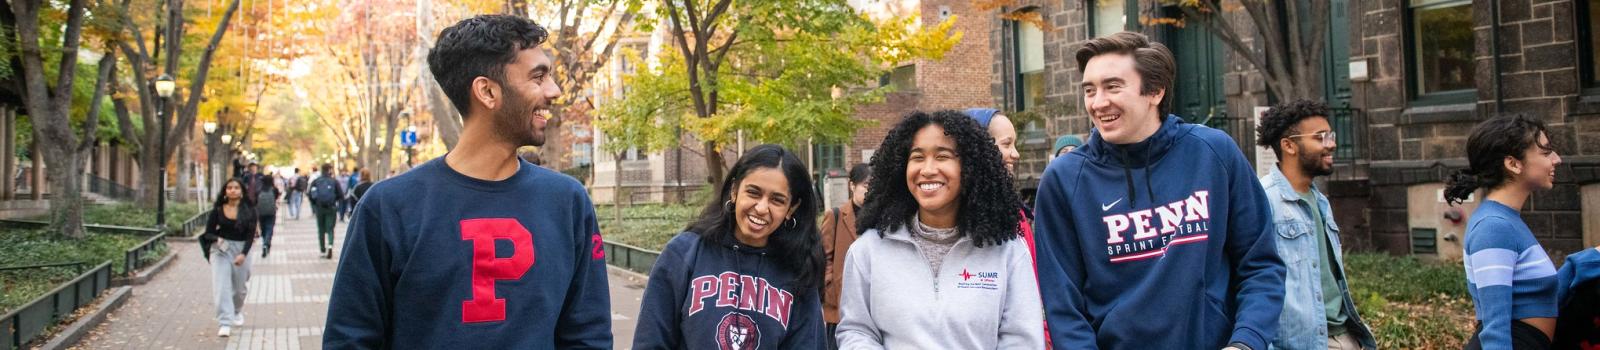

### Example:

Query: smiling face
xmin=1081 ymin=53 xmax=1164 ymax=145
xmin=486 ymin=48 xmax=562 ymax=147
xmin=987 ymin=115 xmax=1019 ymax=175
xmin=1284 ymin=116 xmax=1335 ymax=177
xmin=905 ymin=124 xmax=962 ymax=222
xmin=731 ymin=168 xmax=796 ymax=247
xmin=1510 ymin=132 xmax=1562 ymax=192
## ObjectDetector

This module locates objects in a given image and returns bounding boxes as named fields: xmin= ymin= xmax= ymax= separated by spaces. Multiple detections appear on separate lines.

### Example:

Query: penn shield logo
xmin=716 ymin=312 xmax=760 ymax=350
xmin=1102 ymin=190 xmax=1212 ymax=263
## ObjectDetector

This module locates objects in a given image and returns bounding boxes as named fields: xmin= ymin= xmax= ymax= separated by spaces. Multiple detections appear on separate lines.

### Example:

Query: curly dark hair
xmin=1444 ymin=114 xmax=1551 ymax=205
xmin=856 ymin=110 xmax=1021 ymax=248
xmin=427 ymin=15 xmax=549 ymax=119
xmin=1256 ymin=99 xmax=1331 ymax=158
xmin=687 ymin=144 xmax=824 ymax=291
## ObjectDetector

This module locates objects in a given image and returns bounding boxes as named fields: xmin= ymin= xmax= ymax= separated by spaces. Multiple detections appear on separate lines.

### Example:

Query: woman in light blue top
xmin=1445 ymin=114 xmax=1564 ymax=350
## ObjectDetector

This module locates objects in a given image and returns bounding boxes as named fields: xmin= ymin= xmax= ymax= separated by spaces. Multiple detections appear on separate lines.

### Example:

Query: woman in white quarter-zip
xmin=836 ymin=110 xmax=1044 ymax=350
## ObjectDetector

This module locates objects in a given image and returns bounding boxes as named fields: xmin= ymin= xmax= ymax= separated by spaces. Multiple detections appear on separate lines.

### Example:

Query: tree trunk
xmin=39 ymin=144 xmax=86 ymax=238
xmin=175 ymin=147 xmax=189 ymax=203
xmin=426 ymin=77 xmax=462 ymax=150
xmin=702 ymin=142 xmax=723 ymax=186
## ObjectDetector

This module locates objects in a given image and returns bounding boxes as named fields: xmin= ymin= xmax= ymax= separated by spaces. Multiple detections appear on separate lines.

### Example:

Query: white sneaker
xmin=233 ymin=313 xmax=244 ymax=326
xmin=218 ymin=325 xmax=231 ymax=337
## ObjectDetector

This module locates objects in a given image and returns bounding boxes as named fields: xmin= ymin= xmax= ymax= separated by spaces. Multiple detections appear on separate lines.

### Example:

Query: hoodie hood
xmin=1074 ymin=114 xmax=1199 ymax=207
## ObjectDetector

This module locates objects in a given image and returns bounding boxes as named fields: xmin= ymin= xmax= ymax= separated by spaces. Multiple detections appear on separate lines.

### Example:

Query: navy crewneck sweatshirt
xmin=323 ymin=157 xmax=612 ymax=349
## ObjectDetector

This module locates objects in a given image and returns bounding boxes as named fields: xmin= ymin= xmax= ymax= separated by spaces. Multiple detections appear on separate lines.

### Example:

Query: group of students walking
xmin=200 ymin=160 xmax=376 ymax=337
xmin=289 ymin=13 xmax=1596 ymax=350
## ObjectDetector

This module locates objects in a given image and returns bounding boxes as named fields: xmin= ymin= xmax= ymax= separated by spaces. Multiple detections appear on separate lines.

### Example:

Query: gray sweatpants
xmin=210 ymin=239 xmax=253 ymax=326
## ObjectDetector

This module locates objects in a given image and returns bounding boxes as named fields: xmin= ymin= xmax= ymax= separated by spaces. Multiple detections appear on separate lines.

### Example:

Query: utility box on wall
xmin=1407 ymin=183 xmax=1480 ymax=261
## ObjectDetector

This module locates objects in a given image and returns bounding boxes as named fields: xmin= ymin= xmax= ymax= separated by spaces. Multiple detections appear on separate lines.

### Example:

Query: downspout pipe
xmin=1492 ymin=0 xmax=1504 ymax=113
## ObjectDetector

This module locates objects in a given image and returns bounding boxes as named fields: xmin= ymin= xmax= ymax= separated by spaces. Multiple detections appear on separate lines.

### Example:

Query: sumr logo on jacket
xmin=1102 ymin=190 xmax=1213 ymax=263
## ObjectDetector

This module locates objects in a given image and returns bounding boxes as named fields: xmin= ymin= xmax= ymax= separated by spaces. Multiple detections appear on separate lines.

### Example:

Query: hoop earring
xmin=724 ymin=200 xmax=734 ymax=213
xmin=786 ymin=216 xmax=798 ymax=228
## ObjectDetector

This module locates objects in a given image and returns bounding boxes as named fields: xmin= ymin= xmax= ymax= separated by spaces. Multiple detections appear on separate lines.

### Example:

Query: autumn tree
xmin=1161 ymin=0 xmax=1328 ymax=102
xmin=600 ymin=0 xmax=959 ymax=183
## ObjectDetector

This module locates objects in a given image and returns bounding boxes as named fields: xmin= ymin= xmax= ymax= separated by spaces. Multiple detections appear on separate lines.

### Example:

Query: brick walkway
xmin=71 ymin=209 xmax=648 ymax=349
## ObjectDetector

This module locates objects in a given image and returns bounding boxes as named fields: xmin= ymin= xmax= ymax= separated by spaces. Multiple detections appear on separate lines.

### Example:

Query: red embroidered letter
xmin=460 ymin=219 xmax=536 ymax=323
xmin=591 ymin=233 xmax=606 ymax=260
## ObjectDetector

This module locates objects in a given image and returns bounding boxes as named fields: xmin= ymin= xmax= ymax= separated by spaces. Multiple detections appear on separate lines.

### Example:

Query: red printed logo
xmin=591 ymin=233 xmax=606 ymax=260
xmin=460 ymin=218 xmax=535 ymax=323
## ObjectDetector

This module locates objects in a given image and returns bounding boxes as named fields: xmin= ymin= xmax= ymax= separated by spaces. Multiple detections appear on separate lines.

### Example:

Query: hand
xmin=233 ymin=254 xmax=246 ymax=266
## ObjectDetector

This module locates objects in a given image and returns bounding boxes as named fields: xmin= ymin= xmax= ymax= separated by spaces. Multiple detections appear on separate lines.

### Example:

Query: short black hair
xmin=427 ymin=15 xmax=549 ymax=118
xmin=1256 ymin=99 xmax=1331 ymax=158
xmin=856 ymin=110 xmax=1021 ymax=248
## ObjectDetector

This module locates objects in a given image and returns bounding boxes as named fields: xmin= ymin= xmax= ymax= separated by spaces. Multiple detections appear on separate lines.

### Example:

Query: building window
xmin=622 ymin=147 xmax=642 ymax=161
xmin=1409 ymin=0 xmax=1474 ymax=99
xmin=1090 ymin=0 xmax=1133 ymax=38
xmin=1584 ymin=0 xmax=1600 ymax=87
xmin=879 ymin=64 xmax=917 ymax=91
xmin=1013 ymin=14 xmax=1046 ymax=111
xmin=812 ymin=143 xmax=844 ymax=175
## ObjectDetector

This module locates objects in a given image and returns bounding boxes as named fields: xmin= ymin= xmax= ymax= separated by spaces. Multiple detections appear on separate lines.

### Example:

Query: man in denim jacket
xmin=1256 ymin=100 xmax=1376 ymax=350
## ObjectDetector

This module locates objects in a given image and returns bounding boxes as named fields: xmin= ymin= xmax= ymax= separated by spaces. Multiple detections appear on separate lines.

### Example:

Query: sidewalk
xmin=71 ymin=210 xmax=648 ymax=349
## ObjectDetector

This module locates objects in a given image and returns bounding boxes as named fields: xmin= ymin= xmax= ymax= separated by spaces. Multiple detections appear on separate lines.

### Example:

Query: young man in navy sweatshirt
xmin=1031 ymin=32 xmax=1285 ymax=350
xmin=322 ymin=15 xmax=611 ymax=349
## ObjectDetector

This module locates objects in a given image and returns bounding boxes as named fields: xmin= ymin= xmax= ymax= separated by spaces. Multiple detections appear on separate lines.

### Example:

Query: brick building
xmin=980 ymin=0 xmax=1600 ymax=259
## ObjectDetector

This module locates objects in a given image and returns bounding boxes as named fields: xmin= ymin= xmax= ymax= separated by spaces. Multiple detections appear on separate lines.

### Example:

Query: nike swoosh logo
xmin=1101 ymin=198 xmax=1123 ymax=211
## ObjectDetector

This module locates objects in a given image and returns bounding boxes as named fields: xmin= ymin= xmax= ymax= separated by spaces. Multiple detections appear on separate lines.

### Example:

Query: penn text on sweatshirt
xmin=633 ymin=231 xmax=824 ymax=349
xmin=322 ymin=157 xmax=612 ymax=349
xmin=1032 ymin=115 xmax=1285 ymax=350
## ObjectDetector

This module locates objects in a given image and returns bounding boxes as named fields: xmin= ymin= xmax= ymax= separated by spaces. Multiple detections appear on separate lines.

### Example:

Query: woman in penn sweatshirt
xmin=837 ymin=110 xmax=1044 ymax=349
xmin=1445 ymin=114 xmax=1564 ymax=349
xmin=633 ymin=144 xmax=826 ymax=349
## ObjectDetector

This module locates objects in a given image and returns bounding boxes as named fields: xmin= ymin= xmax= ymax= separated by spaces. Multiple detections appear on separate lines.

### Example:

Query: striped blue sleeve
xmin=1464 ymin=219 xmax=1525 ymax=350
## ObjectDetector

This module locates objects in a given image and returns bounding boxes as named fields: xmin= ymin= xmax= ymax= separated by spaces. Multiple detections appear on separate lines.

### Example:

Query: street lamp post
xmin=154 ymin=75 xmax=176 ymax=229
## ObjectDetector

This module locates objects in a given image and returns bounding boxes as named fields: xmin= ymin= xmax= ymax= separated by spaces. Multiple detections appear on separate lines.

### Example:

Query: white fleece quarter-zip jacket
xmin=836 ymin=225 xmax=1044 ymax=349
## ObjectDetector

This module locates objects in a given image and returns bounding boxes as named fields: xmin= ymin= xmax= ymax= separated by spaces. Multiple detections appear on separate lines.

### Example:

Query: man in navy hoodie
xmin=1032 ymin=32 xmax=1285 ymax=350
xmin=322 ymin=14 xmax=611 ymax=349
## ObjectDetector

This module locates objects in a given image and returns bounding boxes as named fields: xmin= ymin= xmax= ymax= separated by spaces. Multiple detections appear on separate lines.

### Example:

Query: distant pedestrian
xmin=200 ymin=178 xmax=258 ymax=337
xmin=351 ymin=171 xmax=374 ymax=204
xmin=254 ymin=172 xmax=281 ymax=258
xmin=308 ymin=163 xmax=343 ymax=259
xmin=819 ymin=163 xmax=869 ymax=350
xmin=287 ymin=168 xmax=307 ymax=220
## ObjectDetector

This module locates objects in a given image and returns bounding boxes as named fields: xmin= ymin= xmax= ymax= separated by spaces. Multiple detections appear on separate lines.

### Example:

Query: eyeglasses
xmin=1285 ymin=131 xmax=1337 ymax=147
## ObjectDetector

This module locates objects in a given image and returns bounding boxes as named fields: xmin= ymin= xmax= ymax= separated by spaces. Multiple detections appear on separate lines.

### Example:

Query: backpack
xmin=309 ymin=176 xmax=339 ymax=208
xmin=293 ymin=176 xmax=309 ymax=192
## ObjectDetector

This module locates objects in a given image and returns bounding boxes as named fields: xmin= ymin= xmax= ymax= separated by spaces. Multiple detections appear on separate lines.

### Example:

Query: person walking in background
xmin=1446 ymin=114 xmax=1564 ymax=349
xmin=287 ymin=168 xmax=307 ymax=220
xmin=836 ymin=110 xmax=1044 ymax=349
xmin=323 ymin=14 xmax=611 ymax=348
xmin=350 ymin=171 xmax=374 ymax=204
xmin=340 ymin=167 xmax=360 ymax=221
xmin=1032 ymin=32 xmax=1283 ymax=350
xmin=254 ymin=170 xmax=281 ymax=258
xmin=633 ymin=144 xmax=825 ymax=349
xmin=1256 ymin=100 xmax=1376 ymax=350
xmin=1051 ymin=135 xmax=1082 ymax=159
xmin=200 ymin=178 xmax=258 ymax=337
xmin=818 ymin=163 xmax=869 ymax=350
xmin=308 ymin=164 xmax=343 ymax=259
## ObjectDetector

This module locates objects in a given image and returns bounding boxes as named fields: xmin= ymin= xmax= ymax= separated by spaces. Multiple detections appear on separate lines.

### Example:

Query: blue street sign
xmin=400 ymin=130 xmax=418 ymax=147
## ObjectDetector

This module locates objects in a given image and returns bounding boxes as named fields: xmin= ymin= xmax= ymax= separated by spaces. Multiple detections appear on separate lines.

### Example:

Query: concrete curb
xmin=37 ymin=286 xmax=133 ymax=350
xmin=607 ymin=265 xmax=649 ymax=284
xmin=112 ymin=251 xmax=177 ymax=287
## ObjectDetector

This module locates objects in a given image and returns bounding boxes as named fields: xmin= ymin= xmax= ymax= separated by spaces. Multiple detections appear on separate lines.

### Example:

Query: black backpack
xmin=294 ymin=176 xmax=309 ymax=192
xmin=309 ymin=177 xmax=339 ymax=208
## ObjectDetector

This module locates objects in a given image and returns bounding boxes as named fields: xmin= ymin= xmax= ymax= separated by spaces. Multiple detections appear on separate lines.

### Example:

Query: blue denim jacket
xmin=1260 ymin=168 xmax=1376 ymax=350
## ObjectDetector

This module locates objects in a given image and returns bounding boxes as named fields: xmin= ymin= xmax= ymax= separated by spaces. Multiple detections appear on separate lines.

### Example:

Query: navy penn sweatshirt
xmin=1032 ymin=115 xmax=1284 ymax=350
xmin=322 ymin=157 xmax=612 ymax=349
xmin=633 ymin=232 xmax=824 ymax=350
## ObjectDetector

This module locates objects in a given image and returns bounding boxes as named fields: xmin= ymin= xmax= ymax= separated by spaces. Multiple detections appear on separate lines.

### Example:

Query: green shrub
xmin=0 ymin=228 xmax=150 ymax=313
xmin=1345 ymin=253 xmax=1473 ymax=349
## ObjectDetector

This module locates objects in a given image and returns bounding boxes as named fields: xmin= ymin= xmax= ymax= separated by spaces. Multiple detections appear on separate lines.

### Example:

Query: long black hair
xmin=856 ymin=110 xmax=1020 ymax=248
xmin=210 ymin=178 xmax=257 ymax=233
xmin=1444 ymin=114 xmax=1551 ymax=205
xmin=687 ymin=144 xmax=824 ymax=291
